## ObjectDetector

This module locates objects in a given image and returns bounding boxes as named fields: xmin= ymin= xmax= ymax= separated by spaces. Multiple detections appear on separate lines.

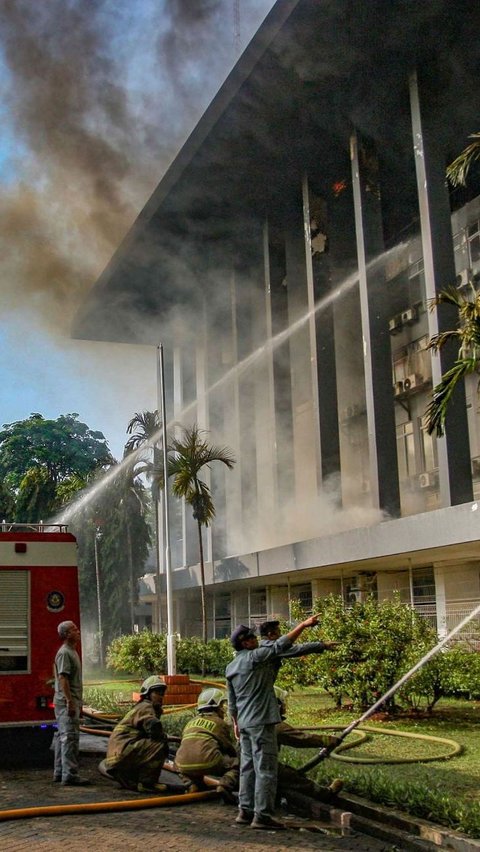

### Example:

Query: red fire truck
xmin=0 ymin=523 xmax=79 ymax=765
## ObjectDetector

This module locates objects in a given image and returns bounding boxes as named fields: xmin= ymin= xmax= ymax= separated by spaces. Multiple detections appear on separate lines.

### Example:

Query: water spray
xmin=299 ymin=600 xmax=480 ymax=773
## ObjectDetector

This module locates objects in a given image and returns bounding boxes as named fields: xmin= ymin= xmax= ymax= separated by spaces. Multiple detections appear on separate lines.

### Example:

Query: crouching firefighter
xmin=275 ymin=687 xmax=343 ymax=803
xmin=101 ymin=676 xmax=168 ymax=793
xmin=174 ymin=688 xmax=239 ymax=802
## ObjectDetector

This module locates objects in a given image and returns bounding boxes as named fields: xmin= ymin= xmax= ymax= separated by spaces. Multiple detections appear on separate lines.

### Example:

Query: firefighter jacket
xmin=175 ymin=711 xmax=237 ymax=773
xmin=106 ymin=700 xmax=167 ymax=766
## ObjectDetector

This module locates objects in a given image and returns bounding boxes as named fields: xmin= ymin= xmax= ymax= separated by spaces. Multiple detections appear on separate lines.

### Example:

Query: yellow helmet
xmin=139 ymin=675 xmax=167 ymax=698
xmin=197 ymin=687 xmax=227 ymax=712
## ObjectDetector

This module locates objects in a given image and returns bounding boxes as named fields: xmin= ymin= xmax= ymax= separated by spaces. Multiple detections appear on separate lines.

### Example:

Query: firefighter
xmin=53 ymin=621 xmax=90 ymax=786
xmin=174 ymin=688 xmax=239 ymax=802
xmin=102 ymin=675 xmax=168 ymax=793
xmin=226 ymin=616 xmax=321 ymax=830
xmin=274 ymin=687 xmax=343 ymax=802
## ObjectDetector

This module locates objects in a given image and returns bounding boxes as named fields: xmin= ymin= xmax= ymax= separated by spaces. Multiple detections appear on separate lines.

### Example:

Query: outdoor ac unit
xmin=388 ymin=315 xmax=402 ymax=334
xmin=471 ymin=457 xmax=480 ymax=478
xmin=347 ymin=589 xmax=362 ymax=604
xmin=403 ymin=374 xmax=422 ymax=392
xmin=401 ymin=307 xmax=417 ymax=325
xmin=419 ymin=471 xmax=438 ymax=488
xmin=393 ymin=381 xmax=404 ymax=397
xmin=456 ymin=269 xmax=472 ymax=289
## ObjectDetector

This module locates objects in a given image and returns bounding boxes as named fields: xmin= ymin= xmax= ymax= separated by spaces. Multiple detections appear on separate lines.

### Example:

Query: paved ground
xmin=0 ymin=751 xmax=396 ymax=852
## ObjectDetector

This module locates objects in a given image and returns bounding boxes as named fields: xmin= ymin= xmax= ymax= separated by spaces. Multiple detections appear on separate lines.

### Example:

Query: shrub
xmin=276 ymin=595 xmax=438 ymax=712
xmin=106 ymin=631 xmax=233 ymax=677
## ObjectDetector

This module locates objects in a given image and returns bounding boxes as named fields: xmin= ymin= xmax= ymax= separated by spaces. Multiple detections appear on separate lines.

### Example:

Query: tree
xmin=0 ymin=478 xmax=15 ymax=520
xmin=424 ymin=133 xmax=480 ymax=436
xmin=62 ymin=461 xmax=151 ymax=652
xmin=125 ymin=410 xmax=163 ymax=629
xmin=446 ymin=131 xmax=480 ymax=188
xmin=0 ymin=413 xmax=113 ymax=521
xmin=425 ymin=286 xmax=480 ymax=436
xmin=168 ymin=424 xmax=235 ymax=644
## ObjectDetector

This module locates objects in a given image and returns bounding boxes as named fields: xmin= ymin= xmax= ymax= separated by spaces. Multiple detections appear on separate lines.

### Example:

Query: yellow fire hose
xmin=293 ymin=725 xmax=462 ymax=765
xmin=0 ymin=790 xmax=218 ymax=823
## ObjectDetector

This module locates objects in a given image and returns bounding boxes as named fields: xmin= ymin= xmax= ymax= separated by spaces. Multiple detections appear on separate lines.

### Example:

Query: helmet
xmin=274 ymin=686 xmax=288 ymax=716
xmin=139 ymin=675 xmax=167 ymax=698
xmin=197 ymin=687 xmax=227 ymax=712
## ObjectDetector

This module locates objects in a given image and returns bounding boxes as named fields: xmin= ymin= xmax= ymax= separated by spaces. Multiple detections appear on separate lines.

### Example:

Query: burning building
xmin=76 ymin=0 xmax=480 ymax=639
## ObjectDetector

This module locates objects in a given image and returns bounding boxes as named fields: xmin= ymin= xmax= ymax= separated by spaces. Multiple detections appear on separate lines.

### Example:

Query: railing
xmin=0 ymin=522 xmax=69 ymax=533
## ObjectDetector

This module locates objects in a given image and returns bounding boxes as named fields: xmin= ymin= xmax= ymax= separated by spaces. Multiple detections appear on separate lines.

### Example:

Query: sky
xmin=0 ymin=0 xmax=275 ymax=460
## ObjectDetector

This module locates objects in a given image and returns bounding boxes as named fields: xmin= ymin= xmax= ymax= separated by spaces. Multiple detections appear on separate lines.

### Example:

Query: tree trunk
xmin=126 ymin=520 xmax=135 ymax=633
xmin=197 ymin=518 xmax=208 ymax=654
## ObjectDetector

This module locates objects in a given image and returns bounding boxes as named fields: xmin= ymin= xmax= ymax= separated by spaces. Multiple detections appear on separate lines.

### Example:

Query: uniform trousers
xmin=53 ymin=700 xmax=80 ymax=782
xmin=238 ymin=723 xmax=277 ymax=818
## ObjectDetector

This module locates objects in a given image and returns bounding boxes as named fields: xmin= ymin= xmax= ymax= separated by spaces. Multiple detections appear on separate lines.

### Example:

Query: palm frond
xmin=446 ymin=133 xmax=480 ymax=187
xmin=425 ymin=357 xmax=477 ymax=436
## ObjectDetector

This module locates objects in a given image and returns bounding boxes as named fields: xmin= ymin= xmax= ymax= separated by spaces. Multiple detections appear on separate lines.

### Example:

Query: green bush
xmin=106 ymin=630 xmax=167 ymax=675
xmin=276 ymin=595 xmax=438 ymax=712
xmin=106 ymin=630 xmax=233 ymax=677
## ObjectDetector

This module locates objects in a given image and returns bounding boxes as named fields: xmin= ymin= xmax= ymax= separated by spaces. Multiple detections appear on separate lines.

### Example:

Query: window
xmin=290 ymin=583 xmax=312 ymax=612
xmin=0 ymin=570 xmax=29 ymax=673
xmin=408 ymin=259 xmax=425 ymax=305
xmin=396 ymin=422 xmax=416 ymax=480
xmin=420 ymin=416 xmax=438 ymax=472
xmin=468 ymin=219 xmax=480 ymax=267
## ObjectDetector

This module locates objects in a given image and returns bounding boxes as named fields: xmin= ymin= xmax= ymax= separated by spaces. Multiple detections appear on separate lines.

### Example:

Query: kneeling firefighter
xmin=275 ymin=687 xmax=343 ymax=802
xmin=102 ymin=675 xmax=169 ymax=793
xmin=174 ymin=688 xmax=239 ymax=801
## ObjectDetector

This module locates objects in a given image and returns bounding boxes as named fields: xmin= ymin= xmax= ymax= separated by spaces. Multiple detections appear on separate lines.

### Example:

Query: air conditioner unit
xmin=393 ymin=381 xmax=404 ymax=397
xmin=471 ymin=457 xmax=480 ymax=478
xmin=456 ymin=269 xmax=472 ymax=289
xmin=388 ymin=315 xmax=402 ymax=334
xmin=403 ymin=374 xmax=422 ymax=392
xmin=401 ymin=307 xmax=417 ymax=325
xmin=419 ymin=471 xmax=438 ymax=488
xmin=347 ymin=589 xmax=362 ymax=604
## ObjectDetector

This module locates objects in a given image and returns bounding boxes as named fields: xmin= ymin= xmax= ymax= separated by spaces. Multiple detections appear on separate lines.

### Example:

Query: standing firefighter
xmin=226 ymin=616 xmax=321 ymax=830
xmin=53 ymin=620 xmax=90 ymax=786
xmin=175 ymin=688 xmax=238 ymax=801
xmin=103 ymin=676 xmax=168 ymax=793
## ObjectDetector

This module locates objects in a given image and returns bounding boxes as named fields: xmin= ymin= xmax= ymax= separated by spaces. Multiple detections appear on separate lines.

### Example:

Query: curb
xmin=286 ymin=791 xmax=480 ymax=852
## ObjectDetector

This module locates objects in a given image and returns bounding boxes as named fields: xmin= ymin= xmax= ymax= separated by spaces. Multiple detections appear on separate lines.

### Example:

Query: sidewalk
xmin=0 ymin=752 xmax=393 ymax=852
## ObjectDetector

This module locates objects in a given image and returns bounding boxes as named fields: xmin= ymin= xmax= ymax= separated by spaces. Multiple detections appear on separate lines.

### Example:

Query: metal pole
xmin=158 ymin=344 xmax=176 ymax=674
xmin=94 ymin=529 xmax=104 ymax=669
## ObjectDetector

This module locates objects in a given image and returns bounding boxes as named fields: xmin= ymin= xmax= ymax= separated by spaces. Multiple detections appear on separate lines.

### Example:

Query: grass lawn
xmin=284 ymin=689 xmax=480 ymax=837
xmin=82 ymin=678 xmax=480 ymax=836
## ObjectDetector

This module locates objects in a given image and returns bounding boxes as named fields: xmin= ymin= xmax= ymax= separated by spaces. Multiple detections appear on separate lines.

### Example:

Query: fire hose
xmin=299 ymin=601 xmax=480 ymax=773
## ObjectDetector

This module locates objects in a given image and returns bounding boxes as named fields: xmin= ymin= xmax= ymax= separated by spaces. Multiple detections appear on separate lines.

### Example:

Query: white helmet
xmin=274 ymin=686 xmax=288 ymax=715
xmin=197 ymin=687 xmax=227 ymax=712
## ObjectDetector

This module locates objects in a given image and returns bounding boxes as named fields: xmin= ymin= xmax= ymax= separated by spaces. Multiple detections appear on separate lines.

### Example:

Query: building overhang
xmin=74 ymin=0 xmax=478 ymax=346
xmin=172 ymin=501 xmax=480 ymax=593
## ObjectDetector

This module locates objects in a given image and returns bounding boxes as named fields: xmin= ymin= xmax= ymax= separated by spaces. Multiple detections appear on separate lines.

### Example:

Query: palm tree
xmin=425 ymin=285 xmax=480 ymax=436
xmin=125 ymin=411 xmax=164 ymax=629
xmin=168 ymin=424 xmax=236 ymax=644
xmin=446 ymin=132 xmax=480 ymax=187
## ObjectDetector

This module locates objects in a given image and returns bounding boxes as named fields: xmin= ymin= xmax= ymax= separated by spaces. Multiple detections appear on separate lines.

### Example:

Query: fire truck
xmin=0 ymin=523 xmax=79 ymax=765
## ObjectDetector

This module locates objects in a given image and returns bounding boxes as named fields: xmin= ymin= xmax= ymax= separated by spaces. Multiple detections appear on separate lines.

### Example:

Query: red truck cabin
xmin=0 ymin=524 xmax=79 ymax=764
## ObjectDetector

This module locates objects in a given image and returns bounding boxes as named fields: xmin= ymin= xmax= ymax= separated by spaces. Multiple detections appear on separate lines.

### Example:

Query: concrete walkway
xmin=0 ymin=752 xmax=393 ymax=852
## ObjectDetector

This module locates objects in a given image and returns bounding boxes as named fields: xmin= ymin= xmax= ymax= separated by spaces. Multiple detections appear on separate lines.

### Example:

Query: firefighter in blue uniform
xmin=225 ymin=615 xmax=321 ymax=830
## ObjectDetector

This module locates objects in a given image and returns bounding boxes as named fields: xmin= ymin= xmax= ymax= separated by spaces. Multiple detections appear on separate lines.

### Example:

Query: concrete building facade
xmin=78 ymin=0 xmax=480 ymax=641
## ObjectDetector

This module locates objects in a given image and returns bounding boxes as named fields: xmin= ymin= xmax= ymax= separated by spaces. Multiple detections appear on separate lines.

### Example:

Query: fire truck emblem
xmin=47 ymin=591 xmax=65 ymax=612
